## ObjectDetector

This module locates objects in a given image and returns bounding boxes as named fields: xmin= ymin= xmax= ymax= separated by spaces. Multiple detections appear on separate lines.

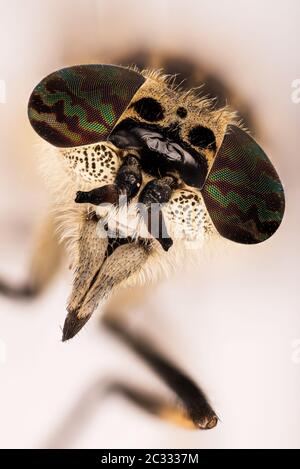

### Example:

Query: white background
xmin=0 ymin=0 xmax=299 ymax=449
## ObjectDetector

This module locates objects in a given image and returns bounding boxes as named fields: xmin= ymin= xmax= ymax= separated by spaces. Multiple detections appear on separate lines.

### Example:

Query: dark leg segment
xmin=115 ymin=155 xmax=142 ymax=199
xmin=104 ymin=317 xmax=218 ymax=430
xmin=107 ymin=383 xmax=198 ymax=429
xmin=138 ymin=176 xmax=176 ymax=252
xmin=75 ymin=155 xmax=142 ymax=206
xmin=75 ymin=184 xmax=119 ymax=205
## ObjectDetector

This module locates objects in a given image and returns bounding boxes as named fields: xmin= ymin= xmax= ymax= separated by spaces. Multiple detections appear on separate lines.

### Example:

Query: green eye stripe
xmin=29 ymin=108 xmax=82 ymax=143
xmin=35 ymin=82 xmax=116 ymax=133
xmin=203 ymin=125 xmax=285 ymax=244
xmin=99 ymin=103 xmax=116 ymax=125
xmin=208 ymin=167 xmax=283 ymax=194
xmin=28 ymin=64 xmax=145 ymax=147
xmin=206 ymin=185 xmax=283 ymax=222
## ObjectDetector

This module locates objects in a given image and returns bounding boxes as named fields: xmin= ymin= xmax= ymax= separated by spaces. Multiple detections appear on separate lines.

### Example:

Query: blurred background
xmin=0 ymin=0 xmax=299 ymax=449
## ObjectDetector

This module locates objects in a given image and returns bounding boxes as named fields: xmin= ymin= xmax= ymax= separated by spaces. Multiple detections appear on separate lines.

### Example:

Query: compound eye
xmin=28 ymin=64 xmax=145 ymax=148
xmin=202 ymin=125 xmax=285 ymax=244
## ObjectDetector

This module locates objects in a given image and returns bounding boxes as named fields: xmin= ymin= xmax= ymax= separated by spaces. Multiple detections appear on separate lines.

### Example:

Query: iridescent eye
xmin=202 ymin=125 xmax=285 ymax=244
xmin=132 ymin=97 xmax=164 ymax=122
xmin=28 ymin=64 xmax=145 ymax=147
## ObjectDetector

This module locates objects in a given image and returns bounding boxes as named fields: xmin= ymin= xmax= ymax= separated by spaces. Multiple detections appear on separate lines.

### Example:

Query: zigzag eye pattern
xmin=28 ymin=65 xmax=145 ymax=148
xmin=202 ymin=125 xmax=285 ymax=244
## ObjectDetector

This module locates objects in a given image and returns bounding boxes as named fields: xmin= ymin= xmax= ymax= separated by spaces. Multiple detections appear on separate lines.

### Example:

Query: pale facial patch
xmin=164 ymin=189 xmax=213 ymax=246
xmin=61 ymin=142 xmax=120 ymax=184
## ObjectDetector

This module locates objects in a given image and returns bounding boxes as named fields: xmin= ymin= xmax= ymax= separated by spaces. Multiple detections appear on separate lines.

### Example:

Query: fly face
xmin=108 ymin=75 xmax=227 ymax=189
xmin=28 ymin=64 xmax=285 ymax=339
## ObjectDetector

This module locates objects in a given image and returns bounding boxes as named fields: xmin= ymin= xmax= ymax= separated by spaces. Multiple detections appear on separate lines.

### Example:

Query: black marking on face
xmin=188 ymin=125 xmax=216 ymax=150
xmin=109 ymin=118 xmax=209 ymax=189
xmin=176 ymin=107 xmax=187 ymax=118
xmin=132 ymin=97 xmax=164 ymax=122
